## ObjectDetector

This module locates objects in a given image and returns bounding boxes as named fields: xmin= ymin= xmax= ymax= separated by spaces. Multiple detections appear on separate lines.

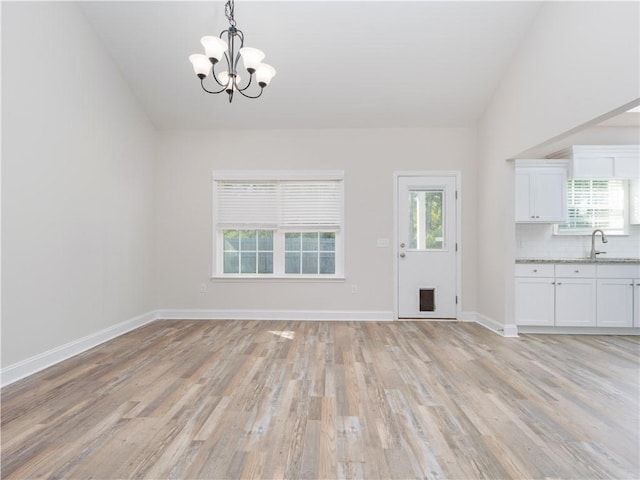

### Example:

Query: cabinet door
xmin=515 ymin=277 xmax=555 ymax=325
xmin=555 ymin=278 xmax=596 ymax=326
xmin=515 ymin=172 xmax=532 ymax=222
xmin=514 ymin=165 xmax=567 ymax=223
xmin=635 ymin=280 xmax=640 ymax=328
xmin=597 ymin=279 xmax=634 ymax=327
xmin=532 ymin=171 xmax=567 ymax=222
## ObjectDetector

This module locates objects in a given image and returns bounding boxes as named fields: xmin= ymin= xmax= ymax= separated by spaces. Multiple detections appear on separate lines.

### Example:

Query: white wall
xmin=477 ymin=1 xmax=640 ymax=327
xmin=1 ymin=2 xmax=157 ymax=367
xmin=155 ymin=128 xmax=477 ymax=316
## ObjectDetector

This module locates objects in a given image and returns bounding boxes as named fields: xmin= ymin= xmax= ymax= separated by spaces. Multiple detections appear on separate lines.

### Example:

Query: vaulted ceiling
xmin=79 ymin=1 xmax=542 ymax=130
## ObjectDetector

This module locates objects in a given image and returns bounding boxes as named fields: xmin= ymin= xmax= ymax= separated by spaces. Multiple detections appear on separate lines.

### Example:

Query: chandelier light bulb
xmin=188 ymin=54 xmax=211 ymax=79
xmin=201 ymin=36 xmax=228 ymax=63
xmin=218 ymin=71 xmax=241 ymax=91
xmin=238 ymin=47 xmax=265 ymax=73
xmin=256 ymin=63 xmax=276 ymax=87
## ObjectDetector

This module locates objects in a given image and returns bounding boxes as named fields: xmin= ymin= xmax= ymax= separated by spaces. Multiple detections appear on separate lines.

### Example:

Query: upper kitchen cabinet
xmin=548 ymin=145 xmax=640 ymax=179
xmin=515 ymin=160 xmax=568 ymax=223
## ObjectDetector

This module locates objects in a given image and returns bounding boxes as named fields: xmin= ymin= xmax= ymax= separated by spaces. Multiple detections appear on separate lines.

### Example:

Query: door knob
xmin=400 ymin=253 xmax=406 ymax=258
xmin=400 ymin=243 xmax=406 ymax=248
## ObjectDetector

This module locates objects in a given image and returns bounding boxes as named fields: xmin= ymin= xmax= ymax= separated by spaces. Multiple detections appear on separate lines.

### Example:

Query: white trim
xmin=518 ymin=326 xmax=639 ymax=335
xmin=393 ymin=171 xmax=462 ymax=321
xmin=213 ymin=170 xmax=345 ymax=181
xmin=473 ymin=312 xmax=519 ymax=338
xmin=1 ymin=310 xmax=156 ymax=388
xmin=156 ymin=309 xmax=394 ymax=322
xmin=460 ymin=311 xmax=477 ymax=323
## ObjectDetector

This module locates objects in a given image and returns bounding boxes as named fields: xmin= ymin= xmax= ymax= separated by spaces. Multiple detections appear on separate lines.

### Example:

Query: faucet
xmin=590 ymin=229 xmax=608 ymax=260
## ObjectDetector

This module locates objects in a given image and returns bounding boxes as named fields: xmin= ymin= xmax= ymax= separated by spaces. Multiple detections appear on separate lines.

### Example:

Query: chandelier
xmin=188 ymin=0 xmax=276 ymax=103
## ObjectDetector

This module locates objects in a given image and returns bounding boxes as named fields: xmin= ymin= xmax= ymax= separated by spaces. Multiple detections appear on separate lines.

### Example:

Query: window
xmin=213 ymin=171 xmax=344 ymax=277
xmin=555 ymin=179 xmax=628 ymax=235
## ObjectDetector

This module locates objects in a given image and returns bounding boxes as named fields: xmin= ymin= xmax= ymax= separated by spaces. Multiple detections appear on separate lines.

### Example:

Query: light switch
xmin=376 ymin=238 xmax=390 ymax=248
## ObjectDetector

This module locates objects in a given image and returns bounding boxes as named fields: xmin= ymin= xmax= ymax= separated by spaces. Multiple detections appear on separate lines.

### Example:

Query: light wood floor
xmin=2 ymin=321 xmax=639 ymax=479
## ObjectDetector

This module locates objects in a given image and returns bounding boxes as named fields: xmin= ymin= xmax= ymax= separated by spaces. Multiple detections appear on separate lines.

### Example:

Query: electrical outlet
xmin=200 ymin=284 xmax=207 ymax=293
xmin=351 ymin=284 xmax=357 ymax=294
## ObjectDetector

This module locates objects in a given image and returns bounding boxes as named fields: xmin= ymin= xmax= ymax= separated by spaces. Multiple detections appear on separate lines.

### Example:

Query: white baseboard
xmin=1 ymin=310 xmax=157 ymax=388
xmin=466 ymin=311 xmax=519 ymax=337
xmin=460 ymin=311 xmax=477 ymax=323
xmin=156 ymin=309 xmax=394 ymax=322
xmin=518 ymin=326 xmax=640 ymax=335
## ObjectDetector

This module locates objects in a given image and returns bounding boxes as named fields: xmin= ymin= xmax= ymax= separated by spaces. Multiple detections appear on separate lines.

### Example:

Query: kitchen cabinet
xmin=596 ymin=279 xmax=634 ymax=327
xmin=515 ymin=264 xmax=555 ymax=326
xmin=547 ymin=145 xmax=640 ymax=179
xmin=515 ymin=262 xmax=640 ymax=329
xmin=635 ymin=279 xmax=640 ymax=328
xmin=515 ymin=160 xmax=568 ymax=223
xmin=555 ymin=265 xmax=596 ymax=328
xmin=596 ymin=264 xmax=640 ymax=328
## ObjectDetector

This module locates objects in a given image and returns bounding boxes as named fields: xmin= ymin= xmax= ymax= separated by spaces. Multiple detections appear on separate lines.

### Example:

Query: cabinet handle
xmin=574 ymin=270 xmax=579 ymax=273
xmin=533 ymin=269 xmax=538 ymax=273
xmin=557 ymin=282 xmax=562 ymax=285
xmin=531 ymin=215 xmax=535 ymax=219
xmin=536 ymin=215 xmax=540 ymax=218
xmin=551 ymin=281 xmax=555 ymax=285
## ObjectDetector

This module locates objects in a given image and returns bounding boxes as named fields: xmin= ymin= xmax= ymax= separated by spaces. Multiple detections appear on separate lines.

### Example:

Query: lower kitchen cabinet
xmin=515 ymin=277 xmax=555 ymax=326
xmin=635 ymin=279 xmax=640 ymax=327
xmin=515 ymin=262 xmax=639 ymax=329
xmin=597 ymin=279 xmax=634 ymax=327
xmin=555 ymin=278 xmax=597 ymax=327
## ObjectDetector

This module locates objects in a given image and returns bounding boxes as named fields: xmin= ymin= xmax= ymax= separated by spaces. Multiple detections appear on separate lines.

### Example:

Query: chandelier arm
xmin=210 ymin=69 xmax=226 ymax=87
xmin=200 ymin=78 xmax=227 ymax=95
xmin=236 ymin=86 xmax=264 ymax=99
xmin=236 ymin=73 xmax=254 ymax=92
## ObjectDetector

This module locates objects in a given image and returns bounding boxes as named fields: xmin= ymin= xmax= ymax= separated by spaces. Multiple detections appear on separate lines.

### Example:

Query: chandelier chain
xmin=225 ymin=0 xmax=236 ymax=27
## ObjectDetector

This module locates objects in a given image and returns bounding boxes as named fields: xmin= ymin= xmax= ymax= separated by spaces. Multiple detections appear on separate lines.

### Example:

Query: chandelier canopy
xmin=188 ymin=0 xmax=276 ymax=103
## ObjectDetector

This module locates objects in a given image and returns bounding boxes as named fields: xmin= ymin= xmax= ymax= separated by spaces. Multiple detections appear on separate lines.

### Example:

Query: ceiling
xmin=79 ymin=1 xmax=542 ymax=130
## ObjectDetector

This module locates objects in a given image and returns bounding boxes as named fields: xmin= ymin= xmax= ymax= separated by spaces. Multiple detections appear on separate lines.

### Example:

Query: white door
xmin=397 ymin=175 xmax=457 ymax=319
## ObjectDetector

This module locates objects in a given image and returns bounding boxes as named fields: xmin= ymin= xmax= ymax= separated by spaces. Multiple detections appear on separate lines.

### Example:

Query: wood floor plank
xmin=2 ymin=320 xmax=639 ymax=479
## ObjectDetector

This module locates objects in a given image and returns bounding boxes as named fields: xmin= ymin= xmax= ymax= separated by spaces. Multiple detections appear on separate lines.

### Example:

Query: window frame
xmin=212 ymin=171 xmax=345 ymax=280
xmin=553 ymin=179 xmax=630 ymax=236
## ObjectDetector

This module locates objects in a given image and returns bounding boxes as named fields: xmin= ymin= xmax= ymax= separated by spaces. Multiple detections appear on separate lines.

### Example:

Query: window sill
xmin=211 ymin=275 xmax=346 ymax=283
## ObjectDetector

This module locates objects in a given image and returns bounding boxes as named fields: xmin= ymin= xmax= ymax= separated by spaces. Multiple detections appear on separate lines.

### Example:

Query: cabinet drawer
xmin=555 ymin=264 xmax=596 ymax=278
xmin=596 ymin=264 xmax=640 ymax=279
xmin=515 ymin=264 xmax=554 ymax=277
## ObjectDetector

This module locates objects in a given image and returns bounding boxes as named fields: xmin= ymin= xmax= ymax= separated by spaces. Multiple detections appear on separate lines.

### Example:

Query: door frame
xmin=393 ymin=171 xmax=462 ymax=320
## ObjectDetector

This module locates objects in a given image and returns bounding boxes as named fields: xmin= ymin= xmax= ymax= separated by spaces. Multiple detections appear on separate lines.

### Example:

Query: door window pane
xmin=409 ymin=190 xmax=444 ymax=250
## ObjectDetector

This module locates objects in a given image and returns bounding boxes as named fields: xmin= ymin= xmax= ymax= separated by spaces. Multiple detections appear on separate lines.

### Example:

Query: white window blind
xmin=215 ymin=178 xmax=343 ymax=231
xmin=215 ymin=183 xmax=278 ymax=229
xmin=558 ymin=179 xmax=627 ymax=233
xmin=279 ymin=181 xmax=342 ymax=230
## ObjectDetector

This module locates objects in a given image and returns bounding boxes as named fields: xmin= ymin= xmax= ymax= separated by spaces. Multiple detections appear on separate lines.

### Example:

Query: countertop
xmin=516 ymin=258 xmax=640 ymax=264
